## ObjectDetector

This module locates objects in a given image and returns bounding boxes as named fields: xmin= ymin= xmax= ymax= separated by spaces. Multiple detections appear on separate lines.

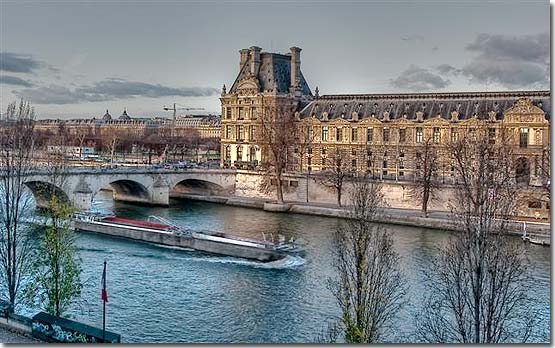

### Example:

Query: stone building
xmin=35 ymin=109 xmax=221 ymax=143
xmin=220 ymin=45 xmax=550 ymax=219
xmin=220 ymin=46 xmax=313 ymax=169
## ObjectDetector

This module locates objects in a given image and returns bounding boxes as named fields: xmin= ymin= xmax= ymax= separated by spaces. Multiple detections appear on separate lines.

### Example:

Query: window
xmin=336 ymin=127 xmax=343 ymax=142
xmin=226 ymin=107 xmax=232 ymax=119
xmin=236 ymin=125 xmax=244 ymax=141
xmin=383 ymin=160 xmax=388 ymax=168
xmin=416 ymin=152 xmax=422 ymax=170
xmin=433 ymin=127 xmax=440 ymax=143
xmin=225 ymin=146 xmax=231 ymax=160
xmin=451 ymin=129 xmax=458 ymax=143
xmin=351 ymin=149 xmax=356 ymax=156
xmin=249 ymin=147 xmax=256 ymax=162
xmin=367 ymin=127 xmax=374 ymax=142
xmin=237 ymin=146 xmax=243 ymax=161
xmin=352 ymin=159 xmax=357 ymax=169
xmin=351 ymin=128 xmax=358 ymax=142
xmin=322 ymin=126 xmax=329 ymax=141
xmin=249 ymin=125 xmax=256 ymax=141
xmin=308 ymin=147 xmax=313 ymax=155
xmin=519 ymin=128 xmax=529 ymax=148
xmin=528 ymin=201 xmax=542 ymax=209
xmin=225 ymin=125 xmax=232 ymax=139
xmin=399 ymin=128 xmax=406 ymax=143
xmin=383 ymin=128 xmax=390 ymax=143
xmin=416 ymin=127 xmax=423 ymax=143
xmin=488 ymin=128 xmax=496 ymax=144
xmin=321 ymin=147 xmax=327 ymax=155
xmin=290 ymin=180 xmax=298 ymax=188
xmin=251 ymin=108 xmax=257 ymax=120
xmin=238 ymin=107 xmax=245 ymax=120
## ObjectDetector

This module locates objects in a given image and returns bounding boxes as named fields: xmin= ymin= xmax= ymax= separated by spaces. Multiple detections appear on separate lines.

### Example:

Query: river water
xmin=50 ymin=191 xmax=550 ymax=343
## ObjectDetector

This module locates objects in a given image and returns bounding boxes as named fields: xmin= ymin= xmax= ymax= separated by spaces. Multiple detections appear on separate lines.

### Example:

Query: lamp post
xmin=306 ymin=166 xmax=312 ymax=203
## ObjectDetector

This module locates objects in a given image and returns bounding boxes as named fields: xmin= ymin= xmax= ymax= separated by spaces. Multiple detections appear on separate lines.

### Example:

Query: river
xmin=44 ymin=191 xmax=550 ymax=343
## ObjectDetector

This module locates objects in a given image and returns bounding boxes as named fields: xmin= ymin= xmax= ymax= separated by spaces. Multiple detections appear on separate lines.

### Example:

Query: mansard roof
xmin=299 ymin=90 xmax=550 ymax=122
xmin=229 ymin=52 xmax=312 ymax=96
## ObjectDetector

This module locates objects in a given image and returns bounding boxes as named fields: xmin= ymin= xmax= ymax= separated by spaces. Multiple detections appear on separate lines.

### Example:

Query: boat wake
xmin=184 ymin=254 xmax=307 ymax=269
xmin=143 ymin=243 xmax=307 ymax=269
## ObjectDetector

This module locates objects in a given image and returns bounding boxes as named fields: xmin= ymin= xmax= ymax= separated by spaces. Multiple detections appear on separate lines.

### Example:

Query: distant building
xmin=34 ymin=109 xmax=221 ymax=143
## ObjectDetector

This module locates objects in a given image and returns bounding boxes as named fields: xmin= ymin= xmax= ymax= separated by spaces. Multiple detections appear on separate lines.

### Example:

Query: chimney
xmin=249 ymin=46 xmax=261 ymax=76
xmin=290 ymin=46 xmax=301 ymax=90
xmin=239 ymin=49 xmax=249 ymax=70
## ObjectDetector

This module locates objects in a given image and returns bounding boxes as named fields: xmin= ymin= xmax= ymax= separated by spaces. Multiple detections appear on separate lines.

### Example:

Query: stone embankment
xmin=180 ymin=194 xmax=550 ymax=238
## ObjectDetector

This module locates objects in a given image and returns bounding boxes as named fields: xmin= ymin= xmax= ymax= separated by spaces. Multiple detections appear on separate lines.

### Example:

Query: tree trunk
xmin=337 ymin=185 xmax=342 ymax=207
xmin=422 ymin=188 xmax=429 ymax=216
xmin=276 ymin=174 xmax=284 ymax=203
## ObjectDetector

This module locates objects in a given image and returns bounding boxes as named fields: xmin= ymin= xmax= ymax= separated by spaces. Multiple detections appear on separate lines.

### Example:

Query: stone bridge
xmin=23 ymin=168 xmax=237 ymax=210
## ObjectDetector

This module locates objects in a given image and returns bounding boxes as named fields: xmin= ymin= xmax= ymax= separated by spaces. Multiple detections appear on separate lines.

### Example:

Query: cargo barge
xmin=73 ymin=213 xmax=305 ymax=262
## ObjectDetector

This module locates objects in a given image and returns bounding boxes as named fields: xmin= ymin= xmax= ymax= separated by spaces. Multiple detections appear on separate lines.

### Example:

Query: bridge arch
xmin=171 ymin=178 xmax=226 ymax=196
xmin=24 ymin=180 xmax=71 ymax=209
xmin=104 ymin=179 xmax=152 ymax=205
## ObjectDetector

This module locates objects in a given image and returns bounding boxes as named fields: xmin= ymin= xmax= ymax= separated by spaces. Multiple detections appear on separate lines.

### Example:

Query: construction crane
xmin=163 ymin=103 xmax=205 ymax=137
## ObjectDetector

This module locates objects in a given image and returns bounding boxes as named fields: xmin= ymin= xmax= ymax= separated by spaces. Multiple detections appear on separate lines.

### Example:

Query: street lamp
xmin=306 ymin=166 xmax=312 ymax=203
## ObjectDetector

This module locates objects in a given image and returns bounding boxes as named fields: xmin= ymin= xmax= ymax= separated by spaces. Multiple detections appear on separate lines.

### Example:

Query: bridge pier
xmin=72 ymin=192 xmax=93 ymax=211
xmin=150 ymin=185 xmax=170 ymax=206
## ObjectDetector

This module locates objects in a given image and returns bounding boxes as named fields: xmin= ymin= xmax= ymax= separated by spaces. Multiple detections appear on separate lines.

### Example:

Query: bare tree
xmin=416 ymin=126 xmax=537 ymax=343
xmin=317 ymin=147 xmax=352 ymax=206
xmin=295 ymin=118 xmax=316 ymax=172
xmin=325 ymin=175 xmax=406 ymax=343
xmin=538 ymin=145 xmax=550 ymax=198
xmin=258 ymin=104 xmax=297 ymax=203
xmin=0 ymin=100 xmax=37 ymax=311
xmin=103 ymin=131 xmax=119 ymax=167
xmin=409 ymin=137 xmax=439 ymax=216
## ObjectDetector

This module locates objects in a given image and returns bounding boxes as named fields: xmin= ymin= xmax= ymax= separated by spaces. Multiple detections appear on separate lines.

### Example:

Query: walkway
xmin=182 ymin=194 xmax=550 ymax=237
xmin=0 ymin=325 xmax=39 ymax=343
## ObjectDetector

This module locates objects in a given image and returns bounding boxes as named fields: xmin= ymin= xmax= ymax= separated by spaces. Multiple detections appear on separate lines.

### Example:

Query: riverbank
xmin=176 ymin=194 xmax=550 ymax=238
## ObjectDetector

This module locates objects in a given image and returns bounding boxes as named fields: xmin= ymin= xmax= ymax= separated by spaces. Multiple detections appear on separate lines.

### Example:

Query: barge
xmin=73 ymin=213 xmax=305 ymax=262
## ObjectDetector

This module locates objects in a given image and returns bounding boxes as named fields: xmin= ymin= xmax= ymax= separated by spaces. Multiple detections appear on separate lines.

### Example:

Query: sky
xmin=0 ymin=1 xmax=550 ymax=119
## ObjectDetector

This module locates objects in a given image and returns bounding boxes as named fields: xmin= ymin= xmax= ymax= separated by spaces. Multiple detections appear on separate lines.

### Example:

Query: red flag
xmin=101 ymin=261 xmax=108 ymax=302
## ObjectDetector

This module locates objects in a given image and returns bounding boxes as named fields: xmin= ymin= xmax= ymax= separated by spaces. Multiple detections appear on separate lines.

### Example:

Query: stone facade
xmin=220 ymin=45 xmax=551 ymax=219
xmin=34 ymin=110 xmax=221 ymax=143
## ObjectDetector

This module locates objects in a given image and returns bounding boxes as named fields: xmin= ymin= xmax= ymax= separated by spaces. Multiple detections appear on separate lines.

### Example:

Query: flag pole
xmin=102 ymin=260 xmax=106 ymax=342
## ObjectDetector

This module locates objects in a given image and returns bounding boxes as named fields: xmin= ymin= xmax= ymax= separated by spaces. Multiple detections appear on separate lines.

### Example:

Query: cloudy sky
xmin=0 ymin=1 xmax=550 ymax=119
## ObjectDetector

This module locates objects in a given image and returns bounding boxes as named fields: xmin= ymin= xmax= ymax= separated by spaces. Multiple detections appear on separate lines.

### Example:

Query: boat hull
xmin=74 ymin=220 xmax=287 ymax=262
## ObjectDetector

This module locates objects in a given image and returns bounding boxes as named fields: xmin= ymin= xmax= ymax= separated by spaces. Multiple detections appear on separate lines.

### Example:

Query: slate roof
xmin=229 ymin=52 xmax=312 ymax=96
xmin=299 ymin=91 xmax=551 ymax=121
xmin=118 ymin=108 xmax=131 ymax=120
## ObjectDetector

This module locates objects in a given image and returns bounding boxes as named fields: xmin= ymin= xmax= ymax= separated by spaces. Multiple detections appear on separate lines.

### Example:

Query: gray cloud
xmin=14 ymin=78 xmax=219 ymax=104
xmin=77 ymin=78 xmax=219 ymax=99
xmin=390 ymin=64 xmax=451 ymax=91
xmin=0 ymin=52 xmax=41 ymax=73
xmin=400 ymin=34 xmax=424 ymax=42
xmin=435 ymin=64 xmax=461 ymax=75
xmin=462 ymin=32 xmax=549 ymax=88
xmin=0 ymin=75 xmax=34 ymax=87
xmin=14 ymin=85 xmax=106 ymax=104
